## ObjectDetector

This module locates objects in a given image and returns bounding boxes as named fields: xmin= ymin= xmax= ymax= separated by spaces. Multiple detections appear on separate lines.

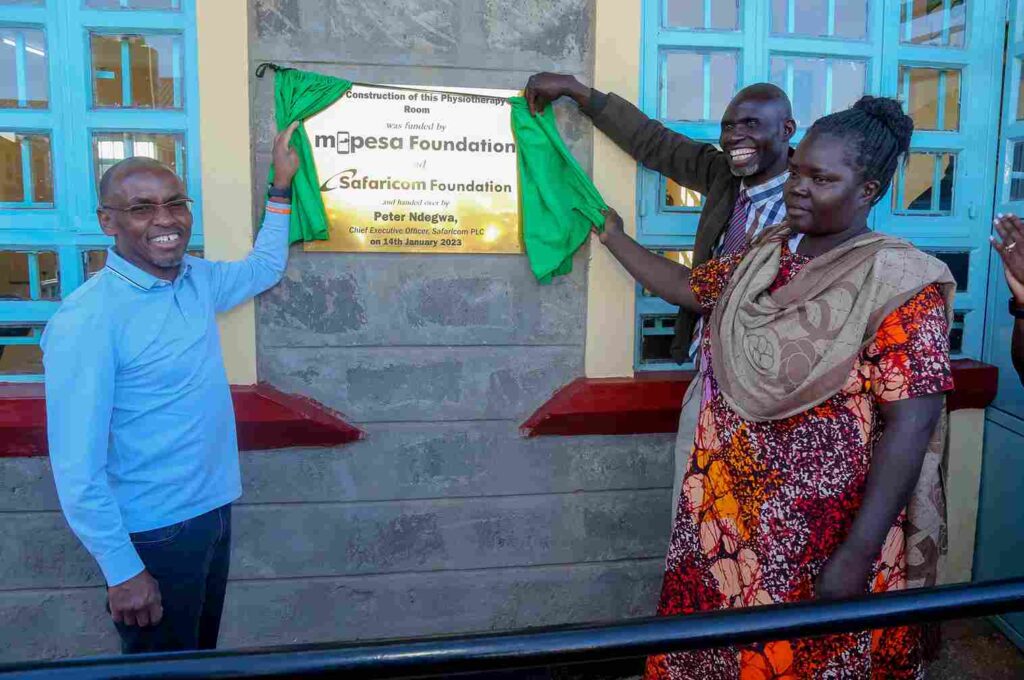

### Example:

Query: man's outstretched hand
xmin=524 ymin=73 xmax=592 ymax=116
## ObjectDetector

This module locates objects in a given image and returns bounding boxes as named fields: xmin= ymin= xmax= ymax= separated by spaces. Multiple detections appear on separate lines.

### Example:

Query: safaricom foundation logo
xmin=313 ymin=131 xmax=514 ymax=155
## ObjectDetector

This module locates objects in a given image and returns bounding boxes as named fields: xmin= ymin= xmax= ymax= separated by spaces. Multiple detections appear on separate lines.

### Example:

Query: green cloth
xmin=271 ymin=68 xmax=353 ymax=243
xmin=509 ymin=97 xmax=607 ymax=283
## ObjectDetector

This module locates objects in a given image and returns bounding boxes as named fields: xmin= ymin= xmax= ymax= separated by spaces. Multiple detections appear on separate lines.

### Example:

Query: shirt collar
xmin=104 ymin=247 xmax=190 ymax=291
xmin=742 ymin=171 xmax=789 ymax=207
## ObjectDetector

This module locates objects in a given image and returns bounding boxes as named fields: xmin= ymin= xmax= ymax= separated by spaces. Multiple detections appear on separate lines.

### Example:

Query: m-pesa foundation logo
xmin=313 ymin=131 xmax=515 ymax=155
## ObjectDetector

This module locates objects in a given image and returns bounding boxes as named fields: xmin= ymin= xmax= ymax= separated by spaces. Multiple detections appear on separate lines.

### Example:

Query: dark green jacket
xmin=583 ymin=92 xmax=742 ymax=363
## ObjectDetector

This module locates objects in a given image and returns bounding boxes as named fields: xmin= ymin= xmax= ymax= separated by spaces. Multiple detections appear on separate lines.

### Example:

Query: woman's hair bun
xmin=852 ymin=96 xmax=913 ymax=155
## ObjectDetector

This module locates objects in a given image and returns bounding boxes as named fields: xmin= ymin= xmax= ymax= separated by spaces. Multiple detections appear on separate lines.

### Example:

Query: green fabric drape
xmin=509 ymin=97 xmax=607 ymax=284
xmin=271 ymin=68 xmax=353 ymax=243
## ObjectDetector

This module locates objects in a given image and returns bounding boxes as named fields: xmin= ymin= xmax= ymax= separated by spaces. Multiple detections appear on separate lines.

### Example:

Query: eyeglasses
xmin=101 ymin=198 xmax=194 ymax=221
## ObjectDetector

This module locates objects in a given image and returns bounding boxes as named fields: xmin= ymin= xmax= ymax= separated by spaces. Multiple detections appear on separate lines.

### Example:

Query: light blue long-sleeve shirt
xmin=42 ymin=204 xmax=290 ymax=587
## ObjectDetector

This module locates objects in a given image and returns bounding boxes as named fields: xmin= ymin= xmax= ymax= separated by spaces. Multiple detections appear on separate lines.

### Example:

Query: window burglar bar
xmin=2 ymin=577 xmax=1023 ymax=680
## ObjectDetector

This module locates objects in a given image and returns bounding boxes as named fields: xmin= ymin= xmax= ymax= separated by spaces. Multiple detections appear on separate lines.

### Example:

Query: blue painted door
xmin=0 ymin=0 xmax=201 ymax=381
xmin=976 ymin=0 xmax=1024 ymax=647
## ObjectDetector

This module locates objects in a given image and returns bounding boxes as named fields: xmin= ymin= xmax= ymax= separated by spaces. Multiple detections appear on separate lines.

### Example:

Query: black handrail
xmin=3 ymin=578 xmax=1024 ymax=679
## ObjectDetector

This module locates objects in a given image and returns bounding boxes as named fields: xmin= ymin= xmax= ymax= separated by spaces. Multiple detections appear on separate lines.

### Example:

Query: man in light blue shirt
xmin=42 ymin=122 xmax=299 ymax=653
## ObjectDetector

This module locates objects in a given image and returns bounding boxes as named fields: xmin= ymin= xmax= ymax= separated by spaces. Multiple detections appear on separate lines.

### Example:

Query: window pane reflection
xmin=0 ymin=326 xmax=43 ymax=376
xmin=770 ymin=56 xmax=866 ymax=127
xmin=900 ymin=66 xmax=961 ymax=131
xmin=897 ymin=152 xmax=955 ymax=214
xmin=663 ymin=49 xmax=738 ymax=122
xmin=91 ymin=33 xmax=183 ymax=109
xmin=770 ymin=0 xmax=867 ymax=39
xmin=0 ymin=132 xmax=54 ymax=206
xmin=0 ymin=250 xmax=59 ymax=300
xmin=0 ymin=27 xmax=48 ymax=109
xmin=923 ymin=250 xmax=969 ymax=292
xmin=1010 ymin=141 xmax=1024 ymax=202
xmin=92 ymin=131 xmax=183 ymax=188
xmin=639 ymin=314 xmax=677 ymax=364
xmin=665 ymin=177 xmax=704 ymax=210
xmin=901 ymin=0 xmax=966 ymax=47
xmin=85 ymin=0 xmax=180 ymax=9
xmin=665 ymin=0 xmax=739 ymax=30
xmin=83 ymin=249 xmax=107 ymax=279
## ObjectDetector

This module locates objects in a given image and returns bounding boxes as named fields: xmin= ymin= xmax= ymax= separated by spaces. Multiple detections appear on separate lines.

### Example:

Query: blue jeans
xmin=113 ymin=503 xmax=232 ymax=654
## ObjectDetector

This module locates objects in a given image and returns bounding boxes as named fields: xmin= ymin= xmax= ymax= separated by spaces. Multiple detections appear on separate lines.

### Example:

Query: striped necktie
xmin=720 ymin=189 xmax=751 ymax=256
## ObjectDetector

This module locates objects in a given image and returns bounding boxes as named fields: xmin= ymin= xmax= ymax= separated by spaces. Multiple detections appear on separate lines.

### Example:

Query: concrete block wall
xmin=0 ymin=0 xmax=677 ymax=661
xmin=0 ymin=430 xmax=672 ymax=659
xmin=246 ymin=0 xmax=674 ymax=650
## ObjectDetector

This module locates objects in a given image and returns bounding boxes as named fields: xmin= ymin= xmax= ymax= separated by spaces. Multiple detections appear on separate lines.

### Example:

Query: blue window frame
xmin=0 ymin=0 xmax=201 ymax=381
xmin=637 ymin=0 xmax=1004 ymax=370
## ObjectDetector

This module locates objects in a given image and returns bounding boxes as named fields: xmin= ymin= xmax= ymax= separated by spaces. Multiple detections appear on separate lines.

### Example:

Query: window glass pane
xmin=770 ymin=0 xmax=867 ymax=39
xmin=949 ymin=311 xmax=965 ymax=354
xmin=639 ymin=314 xmax=677 ymax=364
xmin=665 ymin=0 xmax=739 ymax=30
xmin=902 ymin=0 xmax=966 ymax=47
xmin=1009 ymin=141 xmax=1024 ymax=202
xmin=0 ymin=325 xmax=43 ymax=376
xmin=897 ymin=152 xmax=955 ymax=213
xmin=0 ymin=132 xmax=54 ymax=205
xmin=0 ymin=251 xmax=29 ymax=299
xmin=0 ymin=250 xmax=58 ymax=300
xmin=835 ymin=0 xmax=868 ymax=39
xmin=93 ymin=131 xmax=184 ymax=188
xmin=85 ymin=0 xmax=180 ymax=8
xmin=0 ymin=28 xmax=48 ymax=109
xmin=923 ymin=251 xmax=969 ymax=292
xmin=38 ymin=251 xmax=58 ymax=299
xmin=794 ymin=0 xmax=827 ymax=37
xmin=770 ymin=56 xmax=866 ymax=127
xmin=665 ymin=177 xmax=704 ymax=210
xmin=900 ymin=66 xmax=961 ymax=131
xmin=663 ymin=50 xmax=737 ymax=122
xmin=91 ymin=33 xmax=182 ymax=109
xmin=83 ymin=249 xmax=107 ymax=279
xmin=0 ymin=1 xmax=45 ymax=6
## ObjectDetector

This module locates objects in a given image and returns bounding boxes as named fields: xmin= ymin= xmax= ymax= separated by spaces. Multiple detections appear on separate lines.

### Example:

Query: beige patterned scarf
xmin=708 ymin=224 xmax=956 ymax=587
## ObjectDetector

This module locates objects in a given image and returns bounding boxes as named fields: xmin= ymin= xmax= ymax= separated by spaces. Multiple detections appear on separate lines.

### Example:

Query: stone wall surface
xmin=0 ymin=0 xmax=677 ymax=662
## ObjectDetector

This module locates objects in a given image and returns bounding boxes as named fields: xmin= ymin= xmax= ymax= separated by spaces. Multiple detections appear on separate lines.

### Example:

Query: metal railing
xmin=2 ymin=577 xmax=1023 ymax=679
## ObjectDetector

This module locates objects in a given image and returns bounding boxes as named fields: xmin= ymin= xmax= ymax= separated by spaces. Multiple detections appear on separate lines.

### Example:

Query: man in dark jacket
xmin=524 ymin=74 xmax=796 ymax=518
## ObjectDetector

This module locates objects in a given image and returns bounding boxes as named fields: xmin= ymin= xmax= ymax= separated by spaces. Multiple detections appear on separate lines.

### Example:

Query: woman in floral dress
xmin=596 ymin=97 xmax=955 ymax=679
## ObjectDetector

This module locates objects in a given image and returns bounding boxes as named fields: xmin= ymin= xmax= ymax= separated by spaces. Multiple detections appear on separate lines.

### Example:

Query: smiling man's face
xmin=719 ymin=92 xmax=794 ymax=184
xmin=98 ymin=163 xmax=193 ymax=280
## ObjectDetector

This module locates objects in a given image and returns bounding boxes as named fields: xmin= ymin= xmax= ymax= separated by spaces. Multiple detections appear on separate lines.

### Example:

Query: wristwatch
xmin=267 ymin=185 xmax=292 ymax=200
xmin=1010 ymin=297 xmax=1024 ymax=319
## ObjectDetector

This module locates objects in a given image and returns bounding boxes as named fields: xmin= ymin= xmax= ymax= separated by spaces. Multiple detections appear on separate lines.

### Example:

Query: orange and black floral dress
xmin=644 ymin=246 xmax=953 ymax=680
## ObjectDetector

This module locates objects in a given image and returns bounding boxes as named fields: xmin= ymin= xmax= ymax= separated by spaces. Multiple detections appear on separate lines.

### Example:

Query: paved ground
xmin=928 ymin=618 xmax=1024 ymax=679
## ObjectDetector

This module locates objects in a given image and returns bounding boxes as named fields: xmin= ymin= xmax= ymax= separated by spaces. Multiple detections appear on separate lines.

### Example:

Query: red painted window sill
xmin=0 ymin=383 xmax=363 ymax=457
xmin=520 ymin=359 xmax=998 ymax=437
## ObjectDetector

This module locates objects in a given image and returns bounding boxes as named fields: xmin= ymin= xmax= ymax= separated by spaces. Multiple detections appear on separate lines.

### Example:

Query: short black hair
xmin=98 ymin=156 xmax=177 ymax=205
xmin=806 ymin=96 xmax=914 ymax=204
